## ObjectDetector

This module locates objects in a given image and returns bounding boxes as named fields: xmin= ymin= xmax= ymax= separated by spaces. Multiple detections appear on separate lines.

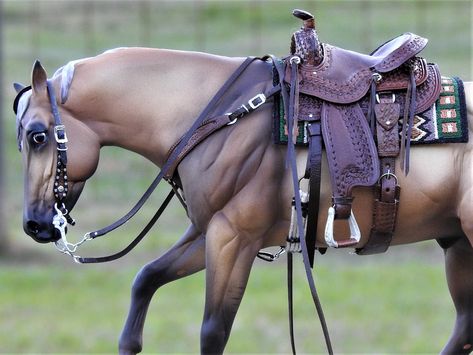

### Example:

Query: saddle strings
xmin=400 ymin=66 xmax=417 ymax=174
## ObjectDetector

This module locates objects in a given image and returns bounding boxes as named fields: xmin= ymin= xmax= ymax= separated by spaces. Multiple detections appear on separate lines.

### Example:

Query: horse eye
xmin=32 ymin=132 xmax=48 ymax=145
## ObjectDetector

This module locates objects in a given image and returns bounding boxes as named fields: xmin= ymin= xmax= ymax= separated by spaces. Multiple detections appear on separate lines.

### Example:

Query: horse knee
xmin=131 ymin=263 xmax=164 ymax=298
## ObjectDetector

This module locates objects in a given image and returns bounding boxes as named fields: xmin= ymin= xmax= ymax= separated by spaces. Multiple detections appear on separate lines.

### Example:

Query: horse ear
xmin=31 ymin=60 xmax=48 ymax=94
xmin=13 ymin=82 xmax=26 ymax=93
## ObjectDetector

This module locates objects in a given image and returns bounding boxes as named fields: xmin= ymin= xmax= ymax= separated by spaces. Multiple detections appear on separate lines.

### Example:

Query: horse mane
xmin=52 ymin=48 xmax=128 ymax=104
xmin=52 ymin=57 xmax=90 ymax=104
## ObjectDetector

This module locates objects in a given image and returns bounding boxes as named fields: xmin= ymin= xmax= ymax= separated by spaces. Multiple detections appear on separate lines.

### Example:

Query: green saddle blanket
xmin=275 ymin=76 xmax=468 ymax=146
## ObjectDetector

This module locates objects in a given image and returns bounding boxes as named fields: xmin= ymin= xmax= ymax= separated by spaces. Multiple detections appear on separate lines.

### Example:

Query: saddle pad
xmin=275 ymin=76 xmax=468 ymax=146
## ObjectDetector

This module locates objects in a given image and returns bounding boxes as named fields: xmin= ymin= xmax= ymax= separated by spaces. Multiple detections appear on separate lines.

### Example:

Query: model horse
xmin=13 ymin=46 xmax=473 ymax=354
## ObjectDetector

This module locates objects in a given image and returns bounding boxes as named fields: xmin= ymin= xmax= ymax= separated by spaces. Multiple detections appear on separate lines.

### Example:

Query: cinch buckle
xmin=376 ymin=93 xmax=396 ymax=104
xmin=248 ymin=93 xmax=266 ymax=110
xmin=54 ymin=125 xmax=68 ymax=144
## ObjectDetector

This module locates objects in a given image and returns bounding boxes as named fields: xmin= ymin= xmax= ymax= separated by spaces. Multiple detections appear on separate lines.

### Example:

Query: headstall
xmin=45 ymin=80 xmax=84 ymax=258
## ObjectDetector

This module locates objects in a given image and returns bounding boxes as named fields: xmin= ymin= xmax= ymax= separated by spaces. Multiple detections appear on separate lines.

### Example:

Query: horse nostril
xmin=26 ymin=220 xmax=40 ymax=235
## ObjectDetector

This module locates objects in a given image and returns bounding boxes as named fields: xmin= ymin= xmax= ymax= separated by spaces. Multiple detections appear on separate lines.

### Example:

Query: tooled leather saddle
xmin=285 ymin=9 xmax=441 ymax=264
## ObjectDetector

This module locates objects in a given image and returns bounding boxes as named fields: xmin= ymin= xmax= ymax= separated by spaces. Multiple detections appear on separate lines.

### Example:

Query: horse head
xmin=14 ymin=60 xmax=100 ymax=243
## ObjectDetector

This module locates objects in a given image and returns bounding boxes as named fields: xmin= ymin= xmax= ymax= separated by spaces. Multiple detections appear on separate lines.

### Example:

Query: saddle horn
xmin=292 ymin=9 xmax=315 ymax=29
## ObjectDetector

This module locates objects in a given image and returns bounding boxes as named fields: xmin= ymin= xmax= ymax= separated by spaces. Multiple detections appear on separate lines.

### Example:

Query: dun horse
xmin=13 ymin=43 xmax=473 ymax=353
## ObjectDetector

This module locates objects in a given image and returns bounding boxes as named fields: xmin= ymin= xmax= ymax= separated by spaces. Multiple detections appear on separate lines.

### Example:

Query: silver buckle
xmin=54 ymin=125 xmax=68 ymax=144
xmin=376 ymin=93 xmax=396 ymax=104
xmin=248 ymin=94 xmax=266 ymax=110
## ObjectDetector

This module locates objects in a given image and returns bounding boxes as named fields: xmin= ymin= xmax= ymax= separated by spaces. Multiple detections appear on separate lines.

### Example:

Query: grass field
xmin=1 ymin=0 xmax=471 ymax=353
xmin=0 ymin=246 xmax=454 ymax=353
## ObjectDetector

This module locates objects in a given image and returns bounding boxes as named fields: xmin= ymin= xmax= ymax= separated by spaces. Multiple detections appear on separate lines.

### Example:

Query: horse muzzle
xmin=24 ymin=214 xmax=61 ymax=243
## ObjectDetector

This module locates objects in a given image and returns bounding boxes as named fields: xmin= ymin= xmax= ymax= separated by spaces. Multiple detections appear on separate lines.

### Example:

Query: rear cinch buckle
xmin=378 ymin=171 xmax=398 ymax=184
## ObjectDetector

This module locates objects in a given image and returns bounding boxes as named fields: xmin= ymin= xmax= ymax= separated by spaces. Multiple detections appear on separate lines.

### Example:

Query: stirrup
xmin=324 ymin=207 xmax=361 ymax=248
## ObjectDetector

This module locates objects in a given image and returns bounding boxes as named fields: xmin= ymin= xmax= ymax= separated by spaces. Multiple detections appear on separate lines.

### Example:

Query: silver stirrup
xmin=324 ymin=207 xmax=361 ymax=248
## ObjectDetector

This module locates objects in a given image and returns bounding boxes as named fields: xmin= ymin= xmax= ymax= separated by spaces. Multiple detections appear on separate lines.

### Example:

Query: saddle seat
xmin=286 ymin=33 xmax=430 ymax=104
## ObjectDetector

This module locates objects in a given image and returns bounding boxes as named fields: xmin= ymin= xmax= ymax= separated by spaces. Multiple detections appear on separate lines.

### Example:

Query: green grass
xmin=1 ymin=0 xmax=471 ymax=353
xmin=0 ymin=248 xmax=454 ymax=353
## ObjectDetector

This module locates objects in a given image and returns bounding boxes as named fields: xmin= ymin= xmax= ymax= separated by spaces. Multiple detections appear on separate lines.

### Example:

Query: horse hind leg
xmin=442 ymin=236 xmax=473 ymax=354
xmin=119 ymin=224 xmax=205 ymax=355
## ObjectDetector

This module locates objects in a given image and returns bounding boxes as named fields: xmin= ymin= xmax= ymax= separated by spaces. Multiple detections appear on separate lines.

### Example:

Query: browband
xmin=13 ymin=85 xmax=32 ymax=115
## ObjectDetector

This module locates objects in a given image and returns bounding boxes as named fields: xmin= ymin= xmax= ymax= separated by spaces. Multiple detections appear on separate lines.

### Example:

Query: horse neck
xmin=66 ymin=48 xmax=244 ymax=166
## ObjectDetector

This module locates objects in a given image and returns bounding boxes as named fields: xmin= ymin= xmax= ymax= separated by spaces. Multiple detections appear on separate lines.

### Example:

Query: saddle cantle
xmin=282 ymin=9 xmax=442 ymax=262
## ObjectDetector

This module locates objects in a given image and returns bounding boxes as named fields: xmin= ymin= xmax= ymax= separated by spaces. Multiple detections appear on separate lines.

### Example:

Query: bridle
xmin=13 ymin=81 xmax=82 ymax=258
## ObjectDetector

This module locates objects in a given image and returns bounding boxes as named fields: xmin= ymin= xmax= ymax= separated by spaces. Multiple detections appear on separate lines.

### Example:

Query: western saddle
xmin=285 ymin=9 xmax=441 ymax=264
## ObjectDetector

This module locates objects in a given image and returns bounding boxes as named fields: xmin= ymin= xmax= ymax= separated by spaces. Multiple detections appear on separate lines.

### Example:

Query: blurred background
xmin=0 ymin=0 xmax=471 ymax=353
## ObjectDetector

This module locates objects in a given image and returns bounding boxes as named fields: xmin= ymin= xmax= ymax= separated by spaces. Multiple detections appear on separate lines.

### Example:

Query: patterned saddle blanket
xmin=275 ymin=76 xmax=468 ymax=146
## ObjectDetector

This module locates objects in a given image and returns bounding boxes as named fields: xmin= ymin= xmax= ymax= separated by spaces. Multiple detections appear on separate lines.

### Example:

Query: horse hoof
xmin=118 ymin=339 xmax=142 ymax=355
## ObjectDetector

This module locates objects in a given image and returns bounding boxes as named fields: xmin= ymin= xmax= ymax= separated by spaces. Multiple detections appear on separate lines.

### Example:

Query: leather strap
xmin=400 ymin=69 xmax=417 ymax=174
xmin=164 ymin=84 xmax=282 ymax=180
xmin=357 ymin=158 xmax=400 ymax=255
xmin=304 ymin=122 xmax=322 ymax=268
xmin=287 ymin=252 xmax=297 ymax=355
xmin=358 ymin=95 xmax=402 ymax=255
xmin=77 ymin=190 xmax=175 ymax=263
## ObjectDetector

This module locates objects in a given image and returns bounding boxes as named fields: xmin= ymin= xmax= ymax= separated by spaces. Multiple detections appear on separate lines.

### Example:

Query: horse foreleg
xmin=201 ymin=213 xmax=261 ymax=355
xmin=442 ymin=236 xmax=473 ymax=354
xmin=119 ymin=224 xmax=205 ymax=355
